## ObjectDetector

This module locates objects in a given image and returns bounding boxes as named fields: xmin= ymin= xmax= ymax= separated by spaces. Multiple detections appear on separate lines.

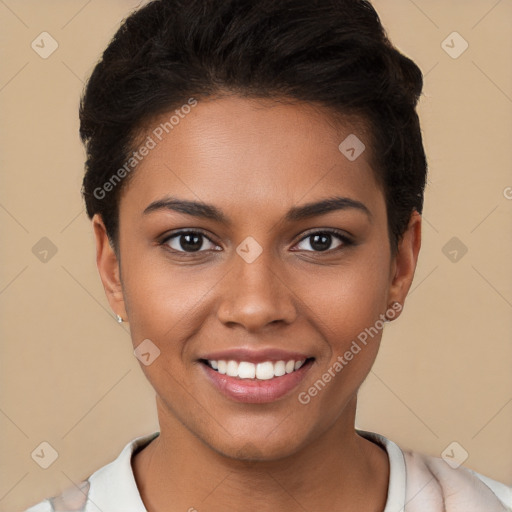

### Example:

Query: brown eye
xmin=162 ymin=231 xmax=219 ymax=253
xmin=294 ymin=230 xmax=353 ymax=253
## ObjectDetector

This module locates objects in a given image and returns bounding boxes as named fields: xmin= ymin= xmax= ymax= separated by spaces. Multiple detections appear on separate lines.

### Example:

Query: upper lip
xmin=198 ymin=348 xmax=313 ymax=364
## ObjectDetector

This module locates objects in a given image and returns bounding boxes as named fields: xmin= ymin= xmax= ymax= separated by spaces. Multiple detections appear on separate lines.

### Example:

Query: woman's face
xmin=94 ymin=95 xmax=420 ymax=460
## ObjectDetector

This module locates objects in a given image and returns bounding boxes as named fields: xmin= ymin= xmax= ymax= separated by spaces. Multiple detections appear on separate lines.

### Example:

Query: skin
xmin=93 ymin=95 xmax=421 ymax=511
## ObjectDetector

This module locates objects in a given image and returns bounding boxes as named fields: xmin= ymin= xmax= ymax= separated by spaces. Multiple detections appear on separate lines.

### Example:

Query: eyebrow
xmin=142 ymin=195 xmax=372 ymax=225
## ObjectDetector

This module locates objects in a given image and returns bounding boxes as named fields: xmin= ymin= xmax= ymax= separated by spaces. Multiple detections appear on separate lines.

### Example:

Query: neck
xmin=132 ymin=396 xmax=389 ymax=512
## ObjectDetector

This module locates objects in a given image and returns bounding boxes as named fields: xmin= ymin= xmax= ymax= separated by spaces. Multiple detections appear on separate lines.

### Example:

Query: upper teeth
xmin=209 ymin=359 xmax=306 ymax=380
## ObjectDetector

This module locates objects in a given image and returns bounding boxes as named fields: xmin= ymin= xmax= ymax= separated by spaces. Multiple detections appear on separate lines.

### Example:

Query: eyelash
xmin=159 ymin=228 xmax=354 ymax=256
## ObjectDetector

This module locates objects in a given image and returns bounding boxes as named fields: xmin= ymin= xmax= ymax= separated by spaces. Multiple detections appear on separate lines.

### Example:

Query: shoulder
xmin=356 ymin=429 xmax=511 ymax=512
xmin=402 ymin=449 xmax=512 ymax=511
xmin=24 ymin=502 xmax=51 ymax=512
xmin=22 ymin=432 xmax=159 ymax=512
xmin=23 ymin=480 xmax=90 ymax=512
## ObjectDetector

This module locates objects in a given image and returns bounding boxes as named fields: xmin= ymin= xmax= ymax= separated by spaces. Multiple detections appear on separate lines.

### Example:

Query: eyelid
xmin=296 ymin=227 xmax=352 ymax=242
xmin=163 ymin=228 xmax=214 ymax=240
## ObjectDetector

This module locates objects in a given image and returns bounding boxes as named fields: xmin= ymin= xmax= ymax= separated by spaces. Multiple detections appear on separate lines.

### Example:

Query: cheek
xmin=122 ymin=230 xmax=392 ymax=347
xmin=121 ymin=251 xmax=221 ymax=354
xmin=305 ymin=241 xmax=391 ymax=385
xmin=313 ymin=245 xmax=391 ymax=337
xmin=296 ymin=264 xmax=390 ymax=419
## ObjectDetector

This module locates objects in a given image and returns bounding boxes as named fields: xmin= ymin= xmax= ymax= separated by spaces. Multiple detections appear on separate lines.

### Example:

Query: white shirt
xmin=25 ymin=429 xmax=512 ymax=512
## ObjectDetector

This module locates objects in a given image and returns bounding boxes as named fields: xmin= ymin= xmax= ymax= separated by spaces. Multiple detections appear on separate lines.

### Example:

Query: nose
xmin=216 ymin=247 xmax=297 ymax=332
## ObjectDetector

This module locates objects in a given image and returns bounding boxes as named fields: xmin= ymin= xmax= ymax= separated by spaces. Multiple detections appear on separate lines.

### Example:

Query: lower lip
xmin=200 ymin=360 xmax=313 ymax=404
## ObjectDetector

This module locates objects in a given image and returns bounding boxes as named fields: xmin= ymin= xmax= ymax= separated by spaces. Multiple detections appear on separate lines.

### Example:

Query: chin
xmin=216 ymin=438 xmax=299 ymax=462
xmin=202 ymin=422 xmax=313 ymax=463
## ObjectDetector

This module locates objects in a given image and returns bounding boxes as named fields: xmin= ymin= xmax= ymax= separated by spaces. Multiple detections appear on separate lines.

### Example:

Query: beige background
xmin=1 ymin=1 xmax=511 ymax=510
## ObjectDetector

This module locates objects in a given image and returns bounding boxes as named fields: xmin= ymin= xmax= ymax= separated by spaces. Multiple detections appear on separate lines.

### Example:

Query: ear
xmin=387 ymin=210 xmax=422 ymax=316
xmin=92 ymin=214 xmax=127 ymax=321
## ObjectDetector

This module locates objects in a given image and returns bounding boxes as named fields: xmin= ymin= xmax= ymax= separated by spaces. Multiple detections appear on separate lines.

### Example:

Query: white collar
xmin=85 ymin=432 xmax=159 ymax=511
xmin=83 ymin=429 xmax=407 ymax=512
xmin=356 ymin=429 xmax=407 ymax=512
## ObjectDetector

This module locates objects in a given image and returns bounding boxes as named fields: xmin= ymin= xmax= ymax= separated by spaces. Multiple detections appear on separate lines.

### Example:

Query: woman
xmin=25 ymin=0 xmax=512 ymax=510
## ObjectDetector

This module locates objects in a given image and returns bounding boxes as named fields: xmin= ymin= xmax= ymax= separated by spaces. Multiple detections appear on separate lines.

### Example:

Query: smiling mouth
xmin=200 ymin=358 xmax=315 ymax=380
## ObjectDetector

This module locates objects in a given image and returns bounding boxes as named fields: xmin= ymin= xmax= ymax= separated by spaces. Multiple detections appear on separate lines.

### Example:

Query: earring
xmin=116 ymin=314 xmax=124 ymax=323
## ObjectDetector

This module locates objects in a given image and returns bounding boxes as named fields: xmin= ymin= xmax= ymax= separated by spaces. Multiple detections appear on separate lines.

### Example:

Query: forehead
xmin=120 ymin=95 xmax=383 ymax=219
